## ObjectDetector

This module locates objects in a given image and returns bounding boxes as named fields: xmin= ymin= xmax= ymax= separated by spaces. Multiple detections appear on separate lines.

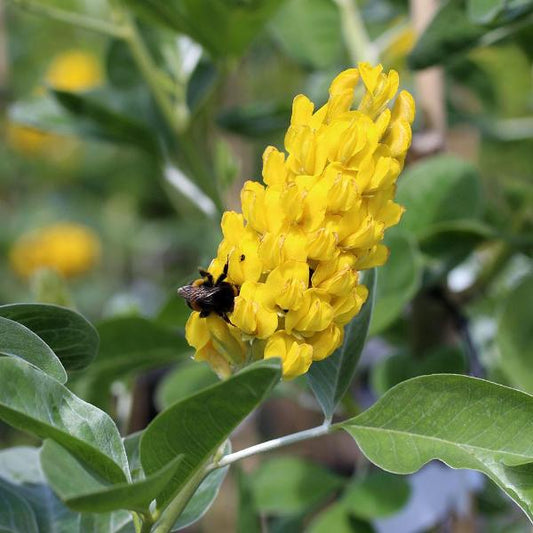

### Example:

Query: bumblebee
xmin=177 ymin=262 xmax=238 ymax=323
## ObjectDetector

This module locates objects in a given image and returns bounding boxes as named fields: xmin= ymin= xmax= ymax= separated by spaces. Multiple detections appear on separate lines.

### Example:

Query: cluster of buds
xmin=184 ymin=63 xmax=415 ymax=379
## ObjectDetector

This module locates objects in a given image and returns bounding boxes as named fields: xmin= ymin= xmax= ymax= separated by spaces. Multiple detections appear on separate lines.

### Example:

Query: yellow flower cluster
xmin=45 ymin=49 xmax=103 ymax=92
xmin=185 ymin=63 xmax=415 ymax=379
xmin=10 ymin=223 xmax=101 ymax=279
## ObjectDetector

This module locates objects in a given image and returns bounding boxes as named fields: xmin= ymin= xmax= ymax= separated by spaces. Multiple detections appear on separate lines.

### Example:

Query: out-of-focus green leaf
xmin=0 ymin=316 xmax=66 ymax=384
xmin=342 ymin=471 xmax=410 ymax=519
xmin=370 ymin=233 xmax=422 ymax=335
xmin=51 ymin=90 xmax=159 ymax=153
xmin=122 ymin=0 xmax=284 ymax=57
xmin=217 ymin=102 xmax=290 ymax=137
xmin=497 ymin=275 xmax=533 ymax=394
xmin=408 ymin=1 xmax=485 ymax=70
xmin=172 ymin=442 xmax=231 ymax=530
xmin=41 ymin=440 xmax=183 ymax=513
xmin=309 ymin=503 xmax=375 ymax=533
xmin=468 ymin=0 xmax=506 ymax=23
xmin=77 ymin=316 xmax=188 ymax=407
xmin=156 ymin=361 xmax=219 ymax=410
xmin=269 ymin=0 xmax=345 ymax=68
xmin=397 ymin=155 xmax=482 ymax=239
xmin=0 ymin=479 xmax=39 ymax=533
xmin=10 ymin=93 xmax=158 ymax=154
xmin=342 ymin=374 xmax=533 ymax=522
xmin=236 ymin=465 xmax=261 ymax=533
xmin=106 ymin=39 xmax=140 ymax=89
xmin=140 ymin=359 xmax=282 ymax=508
xmin=371 ymin=346 xmax=467 ymax=396
xmin=0 ymin=304 xmax=99 ymax=372
xmin=308 ymin=269 xmax=376 ymax=419
xmin=0 ymin=447 xmax=79 ymax=533
xmin=251 ymin=457 xmax=344 ymax=514
xmin=0 ymin=358 xmax=128 ymax=484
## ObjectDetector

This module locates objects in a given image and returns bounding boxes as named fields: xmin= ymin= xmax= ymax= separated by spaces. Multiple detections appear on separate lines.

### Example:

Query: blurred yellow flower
xmin=10 ymin=223 xmax=101 ymax=279
xmin=45 ymin=50 xmax=103 ymax=92
xmin=182 ymin=63 xmax=415 ymax=379
xmin=6 ymin=123 xmax=54 ymax=156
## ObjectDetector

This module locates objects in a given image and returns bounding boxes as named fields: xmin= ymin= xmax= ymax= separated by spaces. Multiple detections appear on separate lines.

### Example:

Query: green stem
xmin=333 ymin=0 xmax=378 ymax=64
xmin=7 ymin=0 xmax=126 ymax=37
xmin=216 ymin=421 xmax=336 ymax=468
xmin=152 ymin=465 xmax=210 ymax=533
xmin=139 ymin=514 xmax=154 ymax=533
xmin=122 ymin=17 xmax=185 ymax=135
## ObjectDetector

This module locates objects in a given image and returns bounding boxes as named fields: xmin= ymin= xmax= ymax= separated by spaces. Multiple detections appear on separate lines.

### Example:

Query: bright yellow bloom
xmin=184 ymin=63 xmax=415 ymax=379
xmin=46 ymin=50 xmax=103 ymax=92
xmin=10 ymin=223 xmax=101 ymax=279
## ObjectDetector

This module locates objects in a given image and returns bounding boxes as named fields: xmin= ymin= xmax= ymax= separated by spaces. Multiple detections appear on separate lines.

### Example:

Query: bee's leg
xmin=221 ymin=312 xmax=234 ymax=326
xmin=199 ymin=310 xmax=210 ymax=318
xmin=216 ymin=261 xmax=229 ymax=284
xmin=198 ymin=268 xmax=214 ymax=286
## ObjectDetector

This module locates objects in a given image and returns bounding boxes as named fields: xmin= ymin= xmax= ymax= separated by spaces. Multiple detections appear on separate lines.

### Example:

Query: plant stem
xmin=122 ymin=17 xmax=185 ymax=136
xmin=216 ymin=421 xmax=336 ymax=468
xmin=333 ymin=0 xmax=378 ymax=64
xmin=152 ymin=464 xmax=210 ymax=533
xmin=8 ymin=0 xmax=126 ymax=37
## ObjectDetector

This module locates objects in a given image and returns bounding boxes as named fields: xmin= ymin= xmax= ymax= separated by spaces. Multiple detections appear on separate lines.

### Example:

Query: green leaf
xmin=0 ymin=479 xmax=39 ymax=533
xmin=41 ymin=440 xmax=183 ymax=513
xmin=0 ymin=447 xmax=132 ymax=533
xmin=9 ymin=93 xmax=157 ymax=154
xmin=156 ymin=361 xmax=219 ymax=411
xmin=51 ymin=90 xmax=159 ymax=154
xmin=235 ymin=465 xmax=261 ymax=533
xmin=397 ymin=155 xmax=482 ymax=239
xmin=0 ymin=304 xmax=99 ymax=372
xmin=77 ymin=316 xmax=188 ymax=407
xmin=0 ymin=317 xmax=66 ymax=384
xmin=497 ymin=275 xmax=533 ymax=394
xmin=308 ymin=269 xmax=376 ymax=419
xmin=122 ymin=0 xmax=284 ymax=57
xmin=309 ymin=504 xmax=375 ymax=533
xmin=342 ymin=471 xmax=410 ymax=519
xmin=251 ymin=457 xmax=344 ymax=514
xmin=140 ymin=359 xmax=282 ymax=507
xmin=0 ymin=447 xmax=79 ymax=533
xmin=468 ymin=0 xmax=506 ymax=23
xmin=269 ymin=0 xmax=345 ymax=69
xmin=217 ymin=102 xmax=290 ymax=138
xmin=0 ymin=358 xmax=128 ymax=484
xmin=371 ymin=346 xmax=467 ymax=396
xmin=370 ymin=232 xmax=422 ymax=335
xmin=341 ymin=374 xmax=533 ymax=522
xmin=173 ymin=442 xmax=231 ymax=530
xmin=408 ymin=0 xmax=485 ymax=70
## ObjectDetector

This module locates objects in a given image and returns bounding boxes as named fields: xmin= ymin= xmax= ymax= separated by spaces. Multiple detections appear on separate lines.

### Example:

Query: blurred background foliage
xmin=0 ymin=0 xmax=532 ymax=531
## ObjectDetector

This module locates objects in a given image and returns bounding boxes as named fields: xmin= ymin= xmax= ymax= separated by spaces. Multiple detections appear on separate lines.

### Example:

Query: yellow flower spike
xmin=354 ymin=244 xmax=390 ymax=270
xmin=264 ymin=331 xmax=313 ymax=380
xmin=327 ymin=68 xmax=360 ymax=121
xmin=179 ymin=64 xmax=415 ymax=379
xmin=332 ymin=285 xmax=369 ymax=326
xmin=262 ymin=146 xmax=288 ymax=189
xmin=285 ymin=289 xmax=334 ymax=335
xmin=265 ymin=261 xmax=309 ymax=311
xmin=46 ymin=50 xmax=103 ymax=92
xmin=258 ymin=229 xmax=308 ymax=272
xmin=10 ymin=223 xmax=100 ymax=279
xmin=290 ymin=94 xmax=315 ymax=126
xmin=324 ymin=164 xmax=360 ymax=213
xmin=232 ymin=281 xmax=278 ymax=339
xmin=308 ymin=323 xmax=344 ymax=361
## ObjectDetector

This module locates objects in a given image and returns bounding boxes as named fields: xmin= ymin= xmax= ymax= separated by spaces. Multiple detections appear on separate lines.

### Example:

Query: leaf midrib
xmin=346 ymin=423 xmax=533 ymax=463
